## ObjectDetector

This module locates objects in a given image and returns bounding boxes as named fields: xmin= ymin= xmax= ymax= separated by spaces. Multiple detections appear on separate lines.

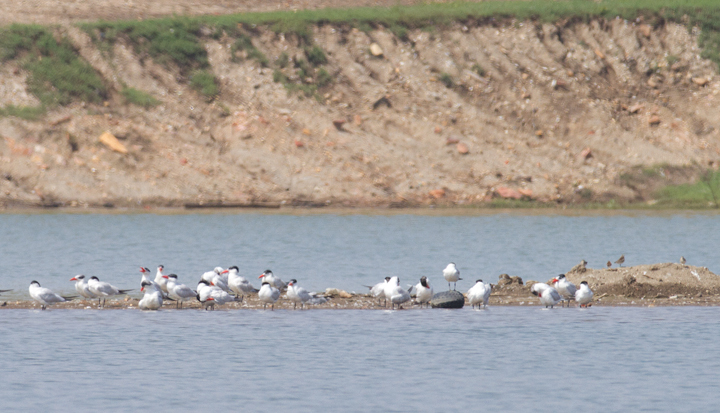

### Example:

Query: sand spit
xmin=4 ymin=264 xmax=720 ymax=310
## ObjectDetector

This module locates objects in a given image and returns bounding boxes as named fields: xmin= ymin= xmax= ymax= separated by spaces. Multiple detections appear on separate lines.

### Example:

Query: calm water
xmin=1 ymin=306 xmax=719 ymax=411
xmin=0 ymin=210 xmax=719 ymax=296
xmin=3 ymin=211 xmax=720 ymax=411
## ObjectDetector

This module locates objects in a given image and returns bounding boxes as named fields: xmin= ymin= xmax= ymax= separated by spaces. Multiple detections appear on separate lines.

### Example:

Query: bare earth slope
xmin=0 ymin=14 xmax=718 ymax=207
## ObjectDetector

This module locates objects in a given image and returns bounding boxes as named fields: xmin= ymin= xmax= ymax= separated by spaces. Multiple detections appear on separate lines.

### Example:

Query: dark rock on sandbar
xmin=430 ymin=290 xmax=465 ymax=309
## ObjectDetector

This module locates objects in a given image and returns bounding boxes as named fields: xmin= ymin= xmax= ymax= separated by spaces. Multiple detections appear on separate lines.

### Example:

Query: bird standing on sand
xmin=467 ymin=279 xmax=491 ymax=309
xmin=258 ymin=282 xmax=280 ymax=310
xmin=443 ymin=263 xmax=462 ymax=290
xmin=366 ymin=277 xmax=391 ymax=307
xmin=287 ymin=279 xmax=311 ymax=309
xmin=551 ymin=274 xmax=577 ymax=307
xmin=138 ymin=281 xmax=163 ymax=310
xmin=614 ymin=255 xmax=625 ymax=267
xmin=414 ymin=276 xmax=433 ymax=308
xmin=532 ymin=285 xmax=561 ymax=308
xmin=384 ymin=276 xmax=411 ymax=309
xmin=606 ymin=261 xmax=612 ymax=268
xmin=88 ymin=276 xmax=132 ymax=308
xmin=680 ymin=256 xmax=687 ymax=265
xmin=575 ymin=281 xmax=594 ymax=308
xmin=29 ymin=281 xmax=74 ymax=310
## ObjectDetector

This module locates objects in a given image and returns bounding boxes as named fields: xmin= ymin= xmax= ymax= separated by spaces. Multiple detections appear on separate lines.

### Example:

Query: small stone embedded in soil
xmin=294 ymin=140 xmax=304 ymax=148
xmin=446 ymin=136 xmax=460 ymax=145
xmin=332 ymin=119 xmax=346 ymax=130
xmin=434 ymin=126 xmax=442 ymax=134
xmin=628 ymin=103 xmax=644 ymax=114
xmin=496 ymin=186 xmax=522 ymax=199
xmin=648 ymin=115 xmax=661 ymax=126
xmin=369 ymin=43 xmax=383 ymax=57
xmin=639 ymin=24 xmax=652 ymax=38
xmin=594 ymin=49 xmax=605 ymax=59
xmin=580 ymin=147 xmax=592 ymax=159
xmin=98 ymin=131 xmax=128 ymax=154
xmin=456 ymin=142 xmax=469 ymax=154
xmin=535 ymin=130 xmax=543 ymax=137
xmin=692 ymin=77 xmax=709 ymax=86
xmin=429 ymin=189 xmax=446 ymax=199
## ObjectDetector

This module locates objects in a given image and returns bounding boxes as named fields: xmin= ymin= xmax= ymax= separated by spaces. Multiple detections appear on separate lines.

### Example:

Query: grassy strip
xmin=0 ymin=24 xmax=106 ymax=107
xmin=0 ymin=105 xmax=45 ymax=120
xmin=121 ymin=87 xmax=160 ymax=108
xmin=654 ymin=170 xmax=720 ymax=208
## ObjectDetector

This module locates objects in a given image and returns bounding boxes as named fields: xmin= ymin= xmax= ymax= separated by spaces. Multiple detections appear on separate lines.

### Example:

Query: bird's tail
xmin=61 ymin=295 xmax=78 ymax=301
xmin=0 ymin=289 xmax=12 ymax=293
xmin=118 ymin=289 xmax=134 ymax=294
xmin=362 ymin=285 xmax=374 ymax=290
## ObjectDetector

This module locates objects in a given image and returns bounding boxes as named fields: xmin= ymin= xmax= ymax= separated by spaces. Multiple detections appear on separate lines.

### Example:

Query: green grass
xmin=439 ymin=72 xmax=454 ymax=88
xmin=0 ymin=24 xmax=107 ymax=106
xmin=231 ymin=34 xmax=269 ymax=67
xmin=655 ymin=170 xmax=720 ymax=208
xmin=190 ymin=70 xmax=219 ymax=99
xmin=121 ymin=87 xmax=160 ymax=108
xmin=0 ymin=105 xmax=45 ymax=120
xmin=305 ymin=46 xmax=327 ymax=66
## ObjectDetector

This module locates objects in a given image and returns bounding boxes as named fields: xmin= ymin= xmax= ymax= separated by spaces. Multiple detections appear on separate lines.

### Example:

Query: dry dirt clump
xmin=564 ymin=263 xmax=720 ymax=298
xmin=0 ymin=20 xmax=719 ymax=208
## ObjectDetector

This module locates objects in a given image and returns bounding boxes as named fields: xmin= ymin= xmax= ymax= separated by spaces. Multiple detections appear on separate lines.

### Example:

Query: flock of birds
xmin=19 ymin=262 xmax=596 ymax=311
xmin=25 ymin=266 xmax=327 ymax=311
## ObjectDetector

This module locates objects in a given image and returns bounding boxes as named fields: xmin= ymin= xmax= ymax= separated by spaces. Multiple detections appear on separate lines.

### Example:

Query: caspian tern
xmin=165 ymin=274 xmax=197 ymax=309
xmin=29 ymin=281 xmax=74 ymax=310
xmin=139 ymin=281 xmax=163 ymax=310
xmin=287 ymin=279 xmax=311 ymax=309
xmin=552 ymin=274 xmax=577 ymax=307
xmin=414 ymin=276 xmax=433 ymax=308
xmin=211 ymin=273 xmax=233 ymax=294
xmin=530 ymin=282 xmax=551 ymax=295
xmin=154 ymin=265 xmax=169 ymax=294
xmin=69 ymin=275 xmax=97 ymax=300
xmin=196 ymin=279 xmax=235 ymax=310
xmin=384 ymin=276 xmax=411 ymax=309
xmin=258 ymin=282 xmax=280 ymax=310
xmin=468 ymin=279 xmax=492 ymax=309
xmin=140 ymin=267 xmax=163 ymax=291
xmin=443 ymin=263 xmax=462 ymax=290
xmin=201 ymin=267 xmax=224 ymax=284
xmin=225 ymin=266 xmax=257 ymax=302
xmin=365 ymin=277 xmax=391 ymax=307
xmin=259 ymin=270 xmax=286 ymax=291
xmin=575 ymin=281 xmax=594 ymax=308
xmin=87 ymin=276 xmax=132 ymax=308
xmin=532 ymin=284 xmax=561 ymax=308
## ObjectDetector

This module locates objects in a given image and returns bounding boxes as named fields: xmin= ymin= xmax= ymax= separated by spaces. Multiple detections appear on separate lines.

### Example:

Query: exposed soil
xmin=1 ymin=6 xmax=719 ymax=208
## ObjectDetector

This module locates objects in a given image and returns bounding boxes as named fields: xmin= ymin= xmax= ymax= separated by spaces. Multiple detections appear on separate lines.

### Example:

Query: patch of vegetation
xmin=121 ymin=87 xmax=160 ymax=108
xmin=231 ymin=34 xmax=269 ymax=67
xmin=316 ymin=68 xmax=333 ymax=87
xmin=471 ymin=63 xmax=486 ymax=77
xmin=275 ymin=52 xmax=289 ymax=68
xmin=666 ymin=55 xmax=679 ymax=66
xmin=439 ymin=72 xmax=454 ymax=88
xmin=81 ymin=18 xmax=208 ymax=73
xmin=190 ymin=70 xmax=219 ymax=99
xmin=655 ymin=170 xmax=720 ymax=208
xmin=305 ymin=46 xmax=327 ymax=66
xmin=0 ymin=105 xmax=45 ymax=120
xmin=0 ymin=24 xmax=106 ymax=106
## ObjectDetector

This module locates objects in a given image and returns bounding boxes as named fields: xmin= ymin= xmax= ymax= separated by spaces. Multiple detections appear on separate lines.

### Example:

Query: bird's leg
xmin=448 ymin=283 xmax=451 ymax=291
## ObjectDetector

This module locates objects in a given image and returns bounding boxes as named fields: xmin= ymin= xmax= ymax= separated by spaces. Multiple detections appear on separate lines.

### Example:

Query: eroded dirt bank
xmin=1 ymin=18 xmax=719 ymax=208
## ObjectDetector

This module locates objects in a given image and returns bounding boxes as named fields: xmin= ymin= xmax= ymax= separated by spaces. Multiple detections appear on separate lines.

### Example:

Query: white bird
xmin=468 ymin=279 xmax=492 ymax=309
xmin=414 ymin=276 xmax=433 ymax=308
xmin=165 ymin=274 xmax=197 ymax=309
xmin=258 ymin=282 xmax=281 ymax=310
xmin=225 ymin=266 xmax=257 ymax=302
xmin=443 ymin=263 xmax=462 ymax=290
xmin=365 ymin=277 xmax=391 ymax=307
xmin=196 ymin=279 xmax=235 ymax=310
xmin=384 ymin=276 xmax=411 ymax=309
xmin=532 ymin=285 xmax=561 ymax=308
xmin=575 ymin=281 xmax=594 ymax=308
xmin=287 ymin=279 xmax=311 ymax=309
xmin=259 ymin=269 xmax=286 ymax=290
xmin=140 ymin=267 xmax=163 ymax=293
xmin=154 ymin=265 xmax=169 ymax=294
xmin=87 ymin=276 xmax=132 ymax=308
xmin=201 ymin=267 xmax=224 ymax=284
xmin=530 ymin=282 xmax=551 ymax=295
xmin=69 ymin=275 xmax=97 ymax=300
xmin=138 ymin=281 xmax=163 ymax=310
xmin=552 ymin=274 xmax=577 ymax=307
xmin=29 ymin=281 xmax=74 ymax=310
